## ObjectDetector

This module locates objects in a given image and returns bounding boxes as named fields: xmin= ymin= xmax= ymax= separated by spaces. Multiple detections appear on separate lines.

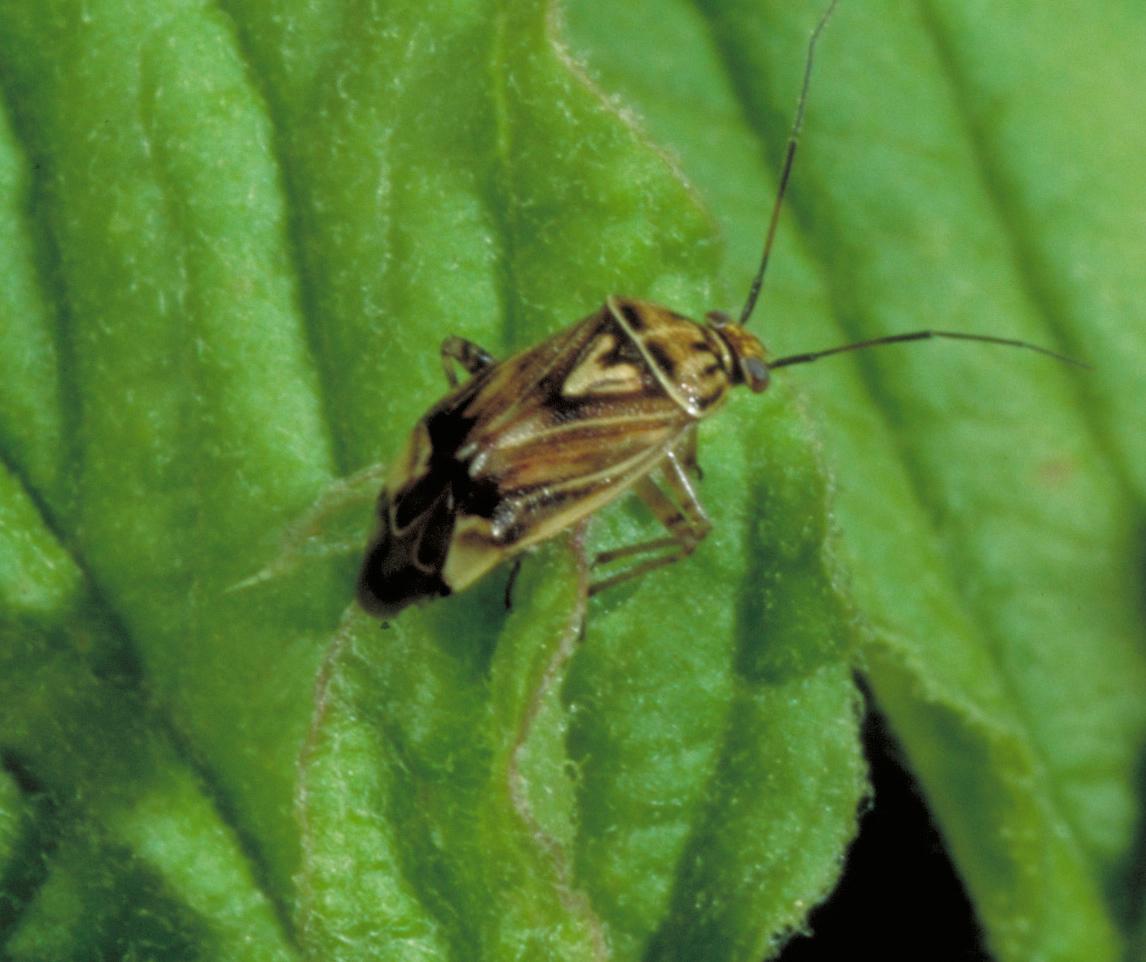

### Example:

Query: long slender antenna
xmin=769 ymin=329 xmax=1089 ymax=370
xmin=739 ymin=0 xmax=839 ymax=327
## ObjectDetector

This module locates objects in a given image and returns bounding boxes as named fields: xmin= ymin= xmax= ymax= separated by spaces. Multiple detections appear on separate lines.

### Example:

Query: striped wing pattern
xmin=460 ymin=305 xmax=694 ymax=524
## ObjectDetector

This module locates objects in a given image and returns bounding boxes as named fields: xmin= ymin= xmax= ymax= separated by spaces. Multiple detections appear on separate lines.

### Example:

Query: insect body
xmin=356 ymin=0 xmax=1079 ymax=619
xmin=357 ymin=298 xmax=768 ymax=617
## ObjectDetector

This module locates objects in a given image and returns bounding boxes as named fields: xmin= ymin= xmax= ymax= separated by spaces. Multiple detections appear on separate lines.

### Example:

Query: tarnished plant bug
xmin=350 ymin=1 xmax=1082 ymax=620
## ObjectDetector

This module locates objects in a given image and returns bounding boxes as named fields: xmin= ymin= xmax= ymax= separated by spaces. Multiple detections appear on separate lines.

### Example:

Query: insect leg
xmin=590 ymin=449 xmax=712 ymax=596
xmin=678 ymin=424 xmax=704 ymax=481
xmin=503 ymin=557 xmax=524 ymax=611
xmin=440 ymin=335 xmax=495 ymax=387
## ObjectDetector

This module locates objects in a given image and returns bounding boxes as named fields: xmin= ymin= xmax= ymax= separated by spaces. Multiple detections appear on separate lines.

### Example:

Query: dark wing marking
xmin=357 ymin=489 xmax=456 ymax=617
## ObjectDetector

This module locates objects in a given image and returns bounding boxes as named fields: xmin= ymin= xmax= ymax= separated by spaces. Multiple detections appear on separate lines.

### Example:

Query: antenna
xmin=769 ymin=329 xmax=1089 ymax=370
xmin=739 ymin=0 xmax=838 ymax=327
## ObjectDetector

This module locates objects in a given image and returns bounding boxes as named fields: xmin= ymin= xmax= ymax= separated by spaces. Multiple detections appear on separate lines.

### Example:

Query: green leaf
xmin=0 ymin=1 xmax=1142 ymax=962
xmin=566 ymin=0 xmax=1146 ymax=957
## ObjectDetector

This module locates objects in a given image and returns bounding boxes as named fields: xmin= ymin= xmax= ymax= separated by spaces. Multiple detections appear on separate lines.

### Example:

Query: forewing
xmin=460 ymin=306 xmax=694 ymax=546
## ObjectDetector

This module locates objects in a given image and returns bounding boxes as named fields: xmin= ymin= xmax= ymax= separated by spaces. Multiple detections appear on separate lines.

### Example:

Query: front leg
xmin=441 ymin=335 xmax=495 ymax=387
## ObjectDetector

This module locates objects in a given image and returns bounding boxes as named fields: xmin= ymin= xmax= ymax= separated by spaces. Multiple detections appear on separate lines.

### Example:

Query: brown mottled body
xmin=357 ymin=296 xmax=770 ymax=617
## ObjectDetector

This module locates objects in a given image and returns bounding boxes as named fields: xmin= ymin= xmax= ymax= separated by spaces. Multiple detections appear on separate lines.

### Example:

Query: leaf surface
xmin=0 ymin=0 xmax=1142 ymax=959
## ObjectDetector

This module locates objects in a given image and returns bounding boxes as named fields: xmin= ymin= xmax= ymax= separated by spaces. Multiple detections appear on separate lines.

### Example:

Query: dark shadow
xmin=777 ymin=686 xmax=990 ymax=961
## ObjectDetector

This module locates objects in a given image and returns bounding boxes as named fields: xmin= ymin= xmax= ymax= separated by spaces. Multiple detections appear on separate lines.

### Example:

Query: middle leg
xmin=589 ymin=445 xmax=712 ymax=596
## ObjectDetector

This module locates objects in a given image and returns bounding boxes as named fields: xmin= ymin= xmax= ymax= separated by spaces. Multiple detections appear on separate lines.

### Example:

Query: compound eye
xmin=742 ymin=356 xmax=770 ymax=393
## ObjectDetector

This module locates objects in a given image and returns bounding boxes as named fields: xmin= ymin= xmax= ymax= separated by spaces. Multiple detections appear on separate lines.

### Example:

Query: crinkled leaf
xmin=0 ymin=1 xmax=1143 ymax=962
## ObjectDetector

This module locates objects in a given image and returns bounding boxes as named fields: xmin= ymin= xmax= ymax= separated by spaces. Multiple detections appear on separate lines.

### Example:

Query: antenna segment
xmin=769 ymin=329 xmax=1089 ymax=370
xmin=739 ymin=0 xmax=839 ymax=327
